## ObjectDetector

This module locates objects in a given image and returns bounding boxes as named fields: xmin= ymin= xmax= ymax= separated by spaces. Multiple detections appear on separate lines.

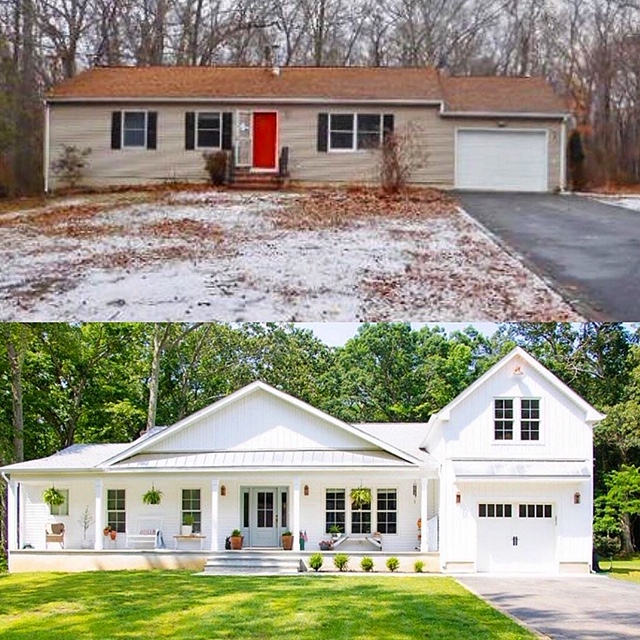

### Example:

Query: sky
xmin=297 ymin=322 xmax=500 ymax=347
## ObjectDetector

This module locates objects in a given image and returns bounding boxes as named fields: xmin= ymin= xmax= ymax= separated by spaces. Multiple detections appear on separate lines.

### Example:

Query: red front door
xmin=252 ymin=112 xmax=278 ymax=169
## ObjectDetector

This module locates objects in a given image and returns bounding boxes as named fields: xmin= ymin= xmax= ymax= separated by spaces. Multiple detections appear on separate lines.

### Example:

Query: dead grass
xmin=273 ymin=187 xmax=458 ymax=230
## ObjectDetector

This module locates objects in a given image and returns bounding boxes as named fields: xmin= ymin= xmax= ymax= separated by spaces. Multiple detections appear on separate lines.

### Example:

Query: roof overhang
xmin=452 ymin=459 xmax=591 ymax=482
xmin=441 ymin=110 xmax=568 ymax=119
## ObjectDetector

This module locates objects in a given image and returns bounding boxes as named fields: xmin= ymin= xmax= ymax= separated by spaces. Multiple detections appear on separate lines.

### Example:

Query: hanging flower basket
xmin=42 ymin=486 xmax=66 ymax=507
xmin=350 ymin=487 xmax=371 ymax=509
xmin=142 ymin=485 xmax=163 ymax=505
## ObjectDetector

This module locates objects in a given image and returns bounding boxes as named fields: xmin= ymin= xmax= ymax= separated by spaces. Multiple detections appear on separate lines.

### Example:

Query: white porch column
xmin=210 ymin=478 xmax=219 ymax=551
xmin=7 ymin=479 xmax=18 ymax=551
xmin=18 ymin=482 xmax=26 ymax=549
xmin=94 ymin=479 xmax=104 ymax=551
xmin=420 ymin=477 xmax=428 ymax=553
xmin=292 ymin=477 xmax=301 ymax=551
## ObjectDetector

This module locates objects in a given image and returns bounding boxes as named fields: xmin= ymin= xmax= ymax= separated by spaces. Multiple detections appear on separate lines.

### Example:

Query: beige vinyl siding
xmin=48 ymin=101 xmax=563 ymax=191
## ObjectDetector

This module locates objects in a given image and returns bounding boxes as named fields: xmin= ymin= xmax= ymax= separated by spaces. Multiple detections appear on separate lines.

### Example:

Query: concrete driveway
xmin=458 ymin=575 xmax=640 ymax=640
xmin=458 ymin=193 xmax=640 ymax=319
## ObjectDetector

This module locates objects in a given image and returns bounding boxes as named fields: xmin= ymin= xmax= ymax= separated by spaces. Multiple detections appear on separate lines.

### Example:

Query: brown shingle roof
xmin=47 ymin=66 xmax=568 ymax=115
xmin=440 ymin=75 xmax=567 ymax=114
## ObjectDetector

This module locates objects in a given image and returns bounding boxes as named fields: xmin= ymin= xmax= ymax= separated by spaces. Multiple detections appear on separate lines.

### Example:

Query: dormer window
xmin=494 ymin=398 xmax=540 ymax=442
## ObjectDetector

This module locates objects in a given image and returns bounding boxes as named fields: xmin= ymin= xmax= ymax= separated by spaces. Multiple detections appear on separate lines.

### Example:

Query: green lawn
xmin=0 ymin=572 xmax=535 ymax=639
xmin=611 ymin=554 xmax=640 ymax=584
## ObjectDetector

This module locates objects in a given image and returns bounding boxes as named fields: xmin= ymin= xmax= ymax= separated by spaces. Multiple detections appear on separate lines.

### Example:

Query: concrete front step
xmin=229 ymin=171 xmax=285 ymax=191
xmin=203 ymin=551 xmax=302 ymax=575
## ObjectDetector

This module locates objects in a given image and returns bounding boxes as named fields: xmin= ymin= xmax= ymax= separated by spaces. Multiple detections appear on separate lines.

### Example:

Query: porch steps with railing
xmin=202 ymin=550 xmax=302 ymax=575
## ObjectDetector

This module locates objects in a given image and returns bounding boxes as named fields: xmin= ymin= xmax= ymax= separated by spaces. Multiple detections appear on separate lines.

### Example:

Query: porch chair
xmin=45 ymin=522 xmax=65 ymax=549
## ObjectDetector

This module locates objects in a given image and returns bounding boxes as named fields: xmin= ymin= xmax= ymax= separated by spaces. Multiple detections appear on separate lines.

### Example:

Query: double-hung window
xmin=182 ymin=489 xmax=201 ymax=533
xmin=494 ymin=398 xmax=514 ymax=440
xmin=376 ymin=489 xmax=397 ymax=534
xmin=197 ymin=112 xmax=221 ymax=148
xmin=351 ymin=490 xmax=372 ymax=534
xmin=123 ymin=111 xmax=147 ymax=147
xmin=494 ymin=398 xmax=541 ymax=441
xmin=329 ymin=113 xmax=382 ymax=151
xmin=325 ymin=489 xmax=346 ymax=534
xmin=107 ymin=489 xmax=126 ymax=532
xmin=520 ymin=399 xmax=540 ymax=440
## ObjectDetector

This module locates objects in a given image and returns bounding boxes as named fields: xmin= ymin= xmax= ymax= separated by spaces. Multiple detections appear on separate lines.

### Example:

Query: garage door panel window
xmin=479 ymin=503 xmax=513 ymax=518
xmin=519 ymin=503 xmax=552 ymax=518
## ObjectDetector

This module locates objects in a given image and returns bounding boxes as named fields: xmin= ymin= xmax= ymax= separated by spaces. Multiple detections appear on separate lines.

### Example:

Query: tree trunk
xmin=6 ymin=340 xmax=25 ymax=463
xmin=146 ymin=325 xmax=168 ymax=432
xmin=621 ymin=512 xmax=635 ymax=555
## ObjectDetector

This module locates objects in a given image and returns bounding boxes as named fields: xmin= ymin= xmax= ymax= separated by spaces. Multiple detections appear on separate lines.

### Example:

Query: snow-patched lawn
xmin=592 ymin=195 xmax=640 ymax=212
xmin=0 ymin=188 xmax=581 ymax=321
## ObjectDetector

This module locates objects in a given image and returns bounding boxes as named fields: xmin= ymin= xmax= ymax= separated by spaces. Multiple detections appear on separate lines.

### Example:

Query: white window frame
xmin=107 ymin=488 xmax=126 ymax=533
xmin=196 ymin=111 xmax=222 ymax=150
xmin=350 ymin=487 xmax=372 ymax=535
xmin=325 ymin=488 xmax=346 ymax=534
xmin=50 ymin=488 xmax=69 ymax=516
xmin=493 ymin=397 xmax=542 ymax=444
xmin=122 ymin=110 xmax=148 ymax=148
xmin=376 ymin=488 xmax=398 ymax=535
xmin=181 ymin=488 xmax=202 ymax=534
xmin=328 ymin=113 xmax=383 ymax=153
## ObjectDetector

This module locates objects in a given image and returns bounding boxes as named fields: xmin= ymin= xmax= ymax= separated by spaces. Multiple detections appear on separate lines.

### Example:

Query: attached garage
xmin=476 ymin=502 xmax=557 ymax=573
xmin=455 ymin=129 xmax=549 ymax=192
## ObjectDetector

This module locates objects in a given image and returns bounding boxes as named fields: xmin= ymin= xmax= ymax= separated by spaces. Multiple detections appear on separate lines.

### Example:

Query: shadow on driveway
xmin=458 ymin=192 xmax=640 ymax=319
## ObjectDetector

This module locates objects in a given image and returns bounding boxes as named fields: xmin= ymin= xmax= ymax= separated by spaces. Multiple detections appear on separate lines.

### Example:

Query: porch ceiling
xmin=109 ymin=449 xmax=419 ymax=470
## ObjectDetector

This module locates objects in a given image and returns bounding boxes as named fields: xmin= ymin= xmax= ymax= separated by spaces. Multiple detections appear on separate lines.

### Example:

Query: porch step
xmin=202 ymin=551 xmax=303 ymax=575
xmin=229 ymin=171 xmax=285 ymax=191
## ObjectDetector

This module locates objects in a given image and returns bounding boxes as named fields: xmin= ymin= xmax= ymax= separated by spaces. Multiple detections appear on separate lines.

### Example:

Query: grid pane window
xmin=107 ymin=489 xmax=126 ymax=532
xmin=123 ymin=112 xmax=146 ymax=147
xmin=325 ymin=489 xmax=346 ymax=533
xmin=357 ymin=114 xmax=382 ymax=149
xmin=351 ymin=495 xmax=372 ymax=534
xmin=494 ymin=398 xmax=514 ymax=440
xmin=50 ymin=489 xmax=69 ymax=516
xmin=197 ymin=112 xmax=221 ymax=148
xmin=376 ymin=489 xmax=397 ymax=534
xmin=478 ymin=503 xmax=512 ymax=518
xmin=519 ymin=503 xmax=553 ymax=518
xmin=257 ymin=491 xmax=274 ymax=528
xmin=521 ymin=398 xmax=540 ymax=440
xmin=329 ymin=114 xmax=355 ymax=150
xmin=182 ymin=489 xmax=202 ymax=533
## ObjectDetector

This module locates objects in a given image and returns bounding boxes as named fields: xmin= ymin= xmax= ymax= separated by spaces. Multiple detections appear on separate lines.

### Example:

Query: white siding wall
xmin=444 ymin=356 xmax=592 ymax=460
xmin=149 ymin=391 xmax=370 ymax=453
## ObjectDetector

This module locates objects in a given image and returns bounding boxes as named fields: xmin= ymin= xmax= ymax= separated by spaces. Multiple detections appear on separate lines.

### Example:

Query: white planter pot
xmin=181 ymin=525 xmax=193 ymax=536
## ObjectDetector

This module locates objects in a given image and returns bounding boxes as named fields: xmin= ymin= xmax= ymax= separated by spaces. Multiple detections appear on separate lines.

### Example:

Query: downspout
xmin=43 ymin=100 xmax=50 ymax=194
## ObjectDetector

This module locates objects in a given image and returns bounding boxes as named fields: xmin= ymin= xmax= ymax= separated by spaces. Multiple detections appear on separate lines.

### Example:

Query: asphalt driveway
xmin=458 ymin=575 xmax=640 ymax=640
xmin=458 ymin=193 xmax=640 ymax=319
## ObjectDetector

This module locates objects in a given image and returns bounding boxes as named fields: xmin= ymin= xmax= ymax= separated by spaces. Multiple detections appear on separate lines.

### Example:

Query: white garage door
xmin=476 ymin=502 xmax=557 ymax=573
xmin=456 ymin=130 xmax=548 ymax=192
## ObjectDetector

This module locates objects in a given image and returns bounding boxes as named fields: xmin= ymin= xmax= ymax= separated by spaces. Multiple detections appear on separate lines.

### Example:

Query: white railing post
xmin=94 ymin=480 xmax=104 ymax=550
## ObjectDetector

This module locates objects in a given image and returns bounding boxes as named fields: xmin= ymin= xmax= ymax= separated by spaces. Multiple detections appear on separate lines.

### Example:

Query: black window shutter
xmin=111 ymin=111 xmax=122 ymax=149
xmin=383 ymin=114 xmax=395 ymax=139
xmin=317 ymin=113 xmax=328 ymax=152
xmin=185 ymin=112 xmax=195 ymax=150
xmin=146 ymin=111 xmax=157 ymax=149
xmin=222 ymin=112 xmax=233 ymax=150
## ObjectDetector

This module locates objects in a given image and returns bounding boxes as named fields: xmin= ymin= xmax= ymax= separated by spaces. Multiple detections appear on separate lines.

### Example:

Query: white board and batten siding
xmin=455 ymin=129 xmax=549 ymax=192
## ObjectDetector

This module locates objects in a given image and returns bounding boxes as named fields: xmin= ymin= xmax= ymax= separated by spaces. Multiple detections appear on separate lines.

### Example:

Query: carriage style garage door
xmin=456 ymin=129 xmax=548 ymax=192
xmin=476 ymin=502 xmax=557 ymax=573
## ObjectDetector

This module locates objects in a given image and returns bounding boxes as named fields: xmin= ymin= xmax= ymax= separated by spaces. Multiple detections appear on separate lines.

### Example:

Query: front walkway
xmin=458 ymin=574 xmax=640 ymax=640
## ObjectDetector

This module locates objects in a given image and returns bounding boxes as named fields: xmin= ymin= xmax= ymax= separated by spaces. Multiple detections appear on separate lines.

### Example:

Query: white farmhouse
xmin=1 ymin=347 xmax=602 ymax=574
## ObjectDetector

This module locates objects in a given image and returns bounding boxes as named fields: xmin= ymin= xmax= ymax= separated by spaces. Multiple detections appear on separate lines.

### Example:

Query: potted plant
xmin=281 ymin=530 xmax=294 ymax=550
xmin=103 ymin=525 xmax=112 ymax=536
xmin=319 ymin=540 xmax=333 ymax=551
xmin=350 ymin=487 xmax=371 ymax=509
xmin=42 ymin=486 xmax=66 ymax=507
xmin=329 ymin=524 xmax=342 ymax=539
xmin=182 ymin=514 xmax=195 ymax=536
xmin=103 ymin=525 xmax=117 ymax=540
xmin=142 ymin=485 xmax=163 ymax=505
xmin=230 ymin=528 xmax=244 ymax=550
xmin=77 ymin=506 xmax=94 ymax=548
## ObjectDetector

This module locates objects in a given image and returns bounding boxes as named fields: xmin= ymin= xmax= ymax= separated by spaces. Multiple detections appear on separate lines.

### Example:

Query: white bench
xmin=126 ymin=518 xmax=163 ymax=549
xmin=332 ymin=534 xmax=382 ymax=551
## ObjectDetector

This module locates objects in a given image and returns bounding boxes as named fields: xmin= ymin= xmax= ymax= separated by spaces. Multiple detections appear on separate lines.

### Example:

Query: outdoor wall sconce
xmin=220 ymin=485 xmax=226 ymax=497
xmin=456 ymin=492 xmax=461 ymax=504
xmin=574 ymin=492 xmax=581 ymax=504
xmin=304 ymin=485 xmax=309 ymax=496
xmin=412 ymin=482 xmax=417 ymax=498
